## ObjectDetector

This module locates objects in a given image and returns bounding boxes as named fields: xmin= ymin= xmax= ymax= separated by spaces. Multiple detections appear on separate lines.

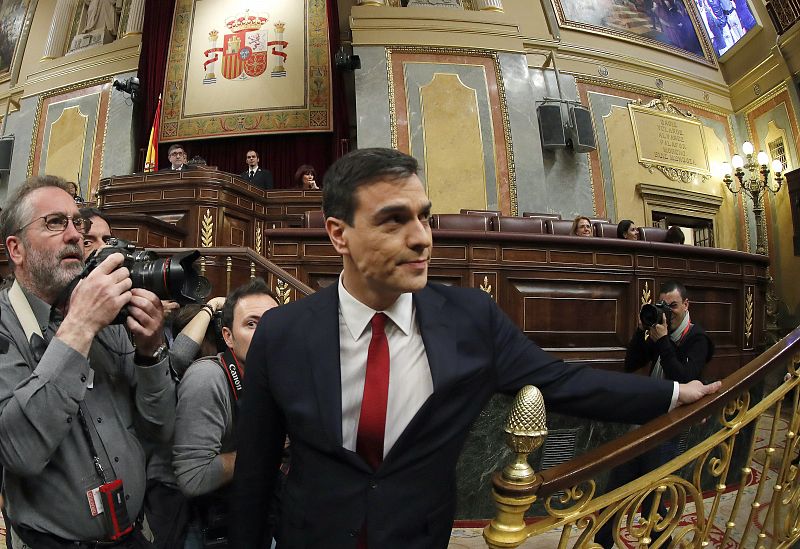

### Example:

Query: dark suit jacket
xmin=240 ymin=167 xmax=274 ymax=190
xmin=156 ymin=164 xmax=197 ymax=173
xmin=231 ymin=283 xmax=674 ymax=549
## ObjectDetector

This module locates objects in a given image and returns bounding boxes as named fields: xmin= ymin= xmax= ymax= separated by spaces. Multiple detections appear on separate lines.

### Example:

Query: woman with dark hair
xmin=571 ymin=215 xmax=593 ymax=237
xmin=294 ymin=165 xmax=319 ymax=190
xmin=67 ymin=181 xmax=84 ymax=203
xmin=665 ymin=225 xmax=686 ymax=244
xmin=617 ymin=219 xmax=639 ymax=240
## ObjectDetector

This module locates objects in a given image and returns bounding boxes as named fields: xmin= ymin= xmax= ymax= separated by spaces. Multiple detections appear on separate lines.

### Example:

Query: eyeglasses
xmin=169 ymin=151 xmax=186 ymax=157
xmin=13 ymin=213 xmax=93 ymax=235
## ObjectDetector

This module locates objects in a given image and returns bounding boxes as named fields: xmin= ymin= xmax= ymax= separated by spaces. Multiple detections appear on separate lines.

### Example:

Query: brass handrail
xmin=485 ymin=324 xmax=800 ymax=548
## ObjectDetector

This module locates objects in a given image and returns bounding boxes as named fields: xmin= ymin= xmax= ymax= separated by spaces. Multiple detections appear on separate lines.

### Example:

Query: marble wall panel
xmin=353 ymin=46 xmax=392 ymax=149
xmin=0 ymin=96 xmax=37 ymax=203
xmin=102 ymin=71 xmax=137 ymax=178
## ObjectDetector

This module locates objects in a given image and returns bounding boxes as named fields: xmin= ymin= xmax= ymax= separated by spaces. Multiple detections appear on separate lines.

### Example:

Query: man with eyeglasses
xmin=0 ymin=175 xmax=174 ymax=548
xmin=160 ymin=144 xmax=194 ymax=172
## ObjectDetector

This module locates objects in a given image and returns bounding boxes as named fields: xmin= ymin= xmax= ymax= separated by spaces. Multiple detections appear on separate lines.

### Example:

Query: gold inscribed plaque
xmin=628 ymin=104 xmax=710 ymax=176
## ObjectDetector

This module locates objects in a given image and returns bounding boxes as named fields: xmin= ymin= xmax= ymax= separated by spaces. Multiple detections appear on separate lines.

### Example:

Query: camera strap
xmin=8 ymin=280 xmax=43 ymax=342
xmin=217 ymin=349 xmax=243 ymax=402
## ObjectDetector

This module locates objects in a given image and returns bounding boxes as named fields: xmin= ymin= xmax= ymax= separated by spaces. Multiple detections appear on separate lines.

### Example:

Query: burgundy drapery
xmin=135 ymin=0 xmax=349 ymax=188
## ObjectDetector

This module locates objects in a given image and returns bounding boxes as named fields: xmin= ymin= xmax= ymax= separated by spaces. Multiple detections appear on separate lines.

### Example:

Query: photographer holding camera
xmin=0 ymin=176 xmax=174 ymax=548
xmin=173 ymin=278 xmax=279 ymax=549
xmin=596 ymin=280 xmax=714 ymax=548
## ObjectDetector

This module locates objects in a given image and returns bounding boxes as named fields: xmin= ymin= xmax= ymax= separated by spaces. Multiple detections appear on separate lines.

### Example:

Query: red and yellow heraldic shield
xmin=222 ymin=31 xmax=247 ymax=79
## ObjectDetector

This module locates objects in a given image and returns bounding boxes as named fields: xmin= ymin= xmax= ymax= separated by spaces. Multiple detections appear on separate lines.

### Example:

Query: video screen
xmin=694 ymin=0 xmax=758 ymax=56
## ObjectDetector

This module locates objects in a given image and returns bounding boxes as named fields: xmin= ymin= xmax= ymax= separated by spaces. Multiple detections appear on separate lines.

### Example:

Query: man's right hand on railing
xmin=677 ymin=379 xmax=722 ymax=406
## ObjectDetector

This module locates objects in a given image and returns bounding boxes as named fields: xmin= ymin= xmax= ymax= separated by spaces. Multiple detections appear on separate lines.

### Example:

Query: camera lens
xmin=640 ymin=303 xmax=659 ymax=329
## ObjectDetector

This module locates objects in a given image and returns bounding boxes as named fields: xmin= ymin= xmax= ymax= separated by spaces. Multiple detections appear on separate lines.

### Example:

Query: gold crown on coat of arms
xmin=225 ymin=10 xmax=269 ymax=33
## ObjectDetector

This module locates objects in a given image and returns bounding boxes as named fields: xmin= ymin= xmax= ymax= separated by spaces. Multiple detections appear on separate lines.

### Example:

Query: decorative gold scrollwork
xmin=201 ymin=209 xmax=214 ymax=247
xmin=640 ymin=163 xmax=710 ymax=185
xmin=276 ymin=278 xmax=291 ymax=305
xmin=544 ymin=480 xmax=596 ymax=518
xmin=255 ymin=224 xmax=263 ymax=255
xmin=721 ymin=392 xmax=751 ymax=428
xmin=745 ymin=287 xmax=754 ymax=347
xmin=612 ymin=477 xmax=704 ymax=549
xmin=480 ymin=276 xmax=493 ymax=298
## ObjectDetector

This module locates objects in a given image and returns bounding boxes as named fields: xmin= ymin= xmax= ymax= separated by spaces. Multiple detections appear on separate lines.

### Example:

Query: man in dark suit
xmin=159 ymin=143 xmax=193 ymax=172
xmin=240 ymin=150 xmax=274 ymax=190
xmin=231 ymin=148 xmax=720 ymax=549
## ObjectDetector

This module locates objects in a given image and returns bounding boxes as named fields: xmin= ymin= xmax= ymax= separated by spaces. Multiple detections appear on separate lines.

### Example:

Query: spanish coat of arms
xmin=202 ymin=9 xmax=288 ymax=84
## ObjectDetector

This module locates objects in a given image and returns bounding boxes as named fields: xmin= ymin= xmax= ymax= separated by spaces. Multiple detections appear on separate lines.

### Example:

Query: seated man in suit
xmin=241 ymin=150 xmax=274 ymax=190
xmin=231 ymin=148 xmax=721 ymax=549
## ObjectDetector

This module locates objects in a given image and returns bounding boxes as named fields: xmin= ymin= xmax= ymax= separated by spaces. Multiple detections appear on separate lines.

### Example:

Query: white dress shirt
xmin=337 ymin=277 xmax=680 ymax=456
xmin=338 ymin=277 xmax=433 ymax=458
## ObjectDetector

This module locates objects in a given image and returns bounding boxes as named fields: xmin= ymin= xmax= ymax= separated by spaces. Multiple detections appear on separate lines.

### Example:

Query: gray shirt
xmin=173 ymin=356 xmax=234 ymax=497
xmin=0 ymin=286 xmax=176 ymax=540
xmin=144 ymin=333 xmax=202 ymax=487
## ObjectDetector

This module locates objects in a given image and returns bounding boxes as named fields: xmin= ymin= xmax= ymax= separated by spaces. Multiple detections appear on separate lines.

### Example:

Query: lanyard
xmin=77 ymin=407 xmax=108 ymax=484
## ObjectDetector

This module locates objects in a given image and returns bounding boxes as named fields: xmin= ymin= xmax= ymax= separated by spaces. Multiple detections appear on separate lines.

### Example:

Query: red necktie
xmin=356 ymin=313 xmax=390 ymax=470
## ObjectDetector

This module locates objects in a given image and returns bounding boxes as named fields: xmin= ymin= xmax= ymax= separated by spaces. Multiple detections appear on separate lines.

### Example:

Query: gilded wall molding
xmin=26 ymin=75 xmax=112 ymax=178
xmin=738 ymin=82 xmax=789 ymax=117
xmin=574 ymin=75 xmax=730 ymax=118
xmin=385 ymin=45 xmax=518 ymax=215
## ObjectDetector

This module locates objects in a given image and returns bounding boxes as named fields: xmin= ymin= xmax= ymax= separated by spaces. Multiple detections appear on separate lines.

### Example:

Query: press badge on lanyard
xmin=78 ymin=408 xmax=134 ymax=540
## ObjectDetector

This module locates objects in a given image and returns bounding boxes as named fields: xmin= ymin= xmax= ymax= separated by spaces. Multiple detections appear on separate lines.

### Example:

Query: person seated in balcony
xmin=294 ymin=164 xmax=319 ymax=190
xmin=595 ymin=280 xmax=714 ymax=548
xmin=67 ymin=181 xmax=84 ymax=203
xmin=617 ymin=219 xmax=639 ymax=240
xmin=665 ymin=225 xmax=686 ymax=244
xmin=571 ymin=215 xmax=593 ymax=237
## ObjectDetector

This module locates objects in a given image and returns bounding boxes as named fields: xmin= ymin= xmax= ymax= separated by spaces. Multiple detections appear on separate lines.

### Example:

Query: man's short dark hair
xmin=0 ymin=175 xmax=74 ymax=243
xmin=322 ymin=148 xmax=418 ymax=225
xmin=659 ymin=280 xmax=687 ymax=300
xmin=221 ymin=277 xmax=280 ymax=329
xmin=168 ymin=144 xmax=186 ymax=156
xmin=78 ymin=207 xmax=110 ymax=226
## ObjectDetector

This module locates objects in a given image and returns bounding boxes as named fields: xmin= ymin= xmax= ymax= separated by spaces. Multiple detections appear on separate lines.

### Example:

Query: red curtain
xmin=136 ymin=0 xmax=350 ymax=188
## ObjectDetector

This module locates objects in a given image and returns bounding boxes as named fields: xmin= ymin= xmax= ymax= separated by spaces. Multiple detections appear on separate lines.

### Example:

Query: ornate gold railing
xmin=485 ymin=325 xmax=800 ymax=548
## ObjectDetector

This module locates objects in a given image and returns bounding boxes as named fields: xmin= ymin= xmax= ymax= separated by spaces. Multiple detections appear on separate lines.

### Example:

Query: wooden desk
xmin=265 ymin=228 xmax=769 ymax=379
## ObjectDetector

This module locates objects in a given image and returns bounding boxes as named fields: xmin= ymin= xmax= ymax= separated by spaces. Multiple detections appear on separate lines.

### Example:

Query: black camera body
xmin=640 ymin=300 xmax=673 ymax=330
xmin=79 ymin=238 xmax=211 ymax=323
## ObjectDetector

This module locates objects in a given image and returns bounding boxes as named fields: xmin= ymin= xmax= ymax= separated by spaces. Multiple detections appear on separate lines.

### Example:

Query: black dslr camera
xmin=77 ymin=238 xmax=211 ymax=322
xmin=640 ymin=300 xmax=673 ymax=330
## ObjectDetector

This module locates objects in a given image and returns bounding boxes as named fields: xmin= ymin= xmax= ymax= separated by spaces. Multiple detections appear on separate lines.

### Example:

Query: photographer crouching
xmin=595 ymin=280 xmax=714 ymax=548
xmin=0 ymin=176 xmax=174 ymax=548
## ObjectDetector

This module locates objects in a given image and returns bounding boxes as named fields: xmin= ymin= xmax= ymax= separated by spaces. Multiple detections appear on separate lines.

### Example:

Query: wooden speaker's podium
xmin=97 ymin=170 xmax=322 ymax=251
xmin=95 ymin=170 xmax=319 ymax=298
